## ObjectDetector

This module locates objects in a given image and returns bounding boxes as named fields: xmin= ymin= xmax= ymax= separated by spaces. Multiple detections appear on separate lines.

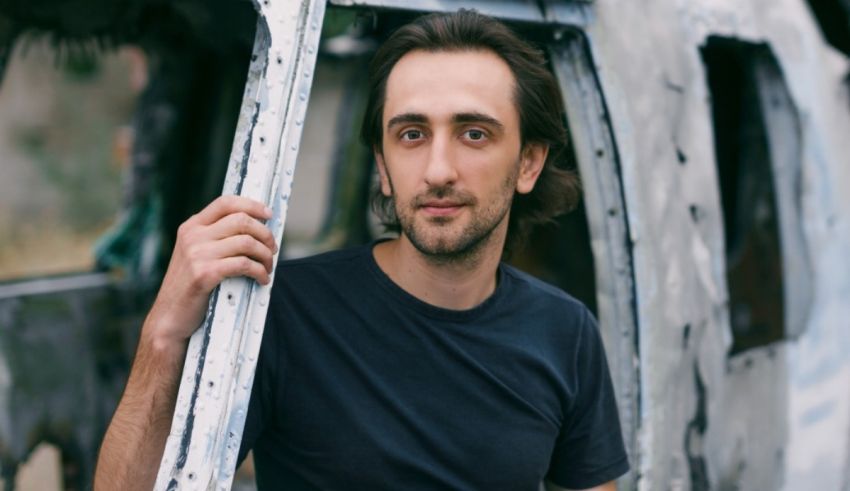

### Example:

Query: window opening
xmin=701 ymin=37 xmax=803 ymax=355
xmin=0 ymin=40 xmax=140 ymax=282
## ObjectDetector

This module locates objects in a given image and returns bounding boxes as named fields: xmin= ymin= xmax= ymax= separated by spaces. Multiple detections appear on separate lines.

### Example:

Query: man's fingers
xmin=211 ymin=235 xmax=275 ymax=273
xmin=206 ymin=212 xmax=277 ymax=254
xmin=216 ymin=256 xmax=272 ymax=285
xmin=172 ymin=196 xmax=277 ymax=291
xmin=193 ymin=195 xmax=272 ymax=226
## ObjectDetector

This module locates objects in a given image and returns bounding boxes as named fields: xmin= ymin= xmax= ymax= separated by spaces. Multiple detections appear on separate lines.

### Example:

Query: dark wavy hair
xmin=362 ymin=10 xmax=580 ymax=255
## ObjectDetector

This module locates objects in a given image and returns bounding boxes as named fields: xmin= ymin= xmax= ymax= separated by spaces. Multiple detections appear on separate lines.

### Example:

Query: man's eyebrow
xmin=387 ymin=113 xmax=428 ymax=129
xmin=452 ymin=112 xmax=504 ymax=130
xmin=387 ymin=112 xmax=505 ymax=131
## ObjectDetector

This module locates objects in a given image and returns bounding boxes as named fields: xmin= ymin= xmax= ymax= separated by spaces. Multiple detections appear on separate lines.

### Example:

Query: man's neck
xmin=373 ymin=234 xmax=504 ymax=311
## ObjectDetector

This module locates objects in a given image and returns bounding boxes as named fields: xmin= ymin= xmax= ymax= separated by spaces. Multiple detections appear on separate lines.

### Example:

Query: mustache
xmin=411 ymin=186 xmax=477 ymax=207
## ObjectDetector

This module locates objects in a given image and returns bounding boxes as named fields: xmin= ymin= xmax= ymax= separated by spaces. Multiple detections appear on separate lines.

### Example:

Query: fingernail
xmin=264 ymin=206 xmax=273 ymax=217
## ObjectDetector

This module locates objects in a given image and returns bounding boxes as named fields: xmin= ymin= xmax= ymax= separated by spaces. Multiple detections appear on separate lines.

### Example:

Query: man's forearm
xmin=95 ymin=196 xmax=276 ymax=490
xmin=94 ymin=323 xmax=188 ymax=491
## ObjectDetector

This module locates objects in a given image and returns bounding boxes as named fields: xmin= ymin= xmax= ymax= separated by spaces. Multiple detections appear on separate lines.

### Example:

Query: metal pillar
xmin=154 ymin=0 xmax=326 ymax=489
xmin=550 ymin=33 xmax=640 ymax=490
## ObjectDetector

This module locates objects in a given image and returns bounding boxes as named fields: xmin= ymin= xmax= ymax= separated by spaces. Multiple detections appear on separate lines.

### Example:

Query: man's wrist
xmin=141 ymin=311 xmax=192 ymax=358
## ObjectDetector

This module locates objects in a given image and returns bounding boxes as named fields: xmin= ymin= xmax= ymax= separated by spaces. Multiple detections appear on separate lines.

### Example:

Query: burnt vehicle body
xmin=1 ymin=0 xmax=850 ymax=489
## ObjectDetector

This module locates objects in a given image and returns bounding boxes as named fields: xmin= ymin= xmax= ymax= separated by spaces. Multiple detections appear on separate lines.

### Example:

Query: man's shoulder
xmin=501 ymin=263 xmax=587 ymax=314
xmin=498 ymin=264 xmax=598 ymax=343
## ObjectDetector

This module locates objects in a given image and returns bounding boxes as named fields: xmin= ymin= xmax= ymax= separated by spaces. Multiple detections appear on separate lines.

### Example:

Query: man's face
xmin=376 ymin=49 xmax=546 ymax=260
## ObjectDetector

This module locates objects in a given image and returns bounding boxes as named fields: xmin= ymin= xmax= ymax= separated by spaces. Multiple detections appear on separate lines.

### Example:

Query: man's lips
xmin=419 ymin=201 xmax=466 ymax=216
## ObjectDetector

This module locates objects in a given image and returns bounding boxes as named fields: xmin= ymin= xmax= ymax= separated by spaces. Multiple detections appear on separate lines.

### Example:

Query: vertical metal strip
xmin=550 ymin=35 xmax=640 ymax=490
xmin=155 ymin=1 xmax=326 ymax=489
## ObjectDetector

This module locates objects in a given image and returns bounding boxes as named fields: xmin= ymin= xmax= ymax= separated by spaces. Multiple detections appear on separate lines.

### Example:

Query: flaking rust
xmin=154 ymin=1 xmax=327 ymax=489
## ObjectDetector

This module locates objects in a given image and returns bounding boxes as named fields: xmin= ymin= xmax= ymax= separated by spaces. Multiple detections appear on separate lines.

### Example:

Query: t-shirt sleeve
xmin=237 ymin=304 xmax=280 ymax=466
xmin=546 ymin=308 xmax=630 ymax=489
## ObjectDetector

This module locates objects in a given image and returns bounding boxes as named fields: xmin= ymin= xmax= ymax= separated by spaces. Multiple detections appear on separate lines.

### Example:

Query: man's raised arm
xmin=94 ymin=196 xmax=277 ymax=491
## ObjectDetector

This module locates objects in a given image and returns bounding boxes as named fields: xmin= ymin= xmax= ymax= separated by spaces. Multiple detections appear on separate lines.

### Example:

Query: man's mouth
xmin=419 ymin=200 xmax=466 ymax=216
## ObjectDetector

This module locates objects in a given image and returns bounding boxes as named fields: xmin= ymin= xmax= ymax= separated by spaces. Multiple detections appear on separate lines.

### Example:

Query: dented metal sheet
xmin=154 ymin=0 xmax=326 ymax=489
xmin=579 ymin=0 xmax=850 ymax=489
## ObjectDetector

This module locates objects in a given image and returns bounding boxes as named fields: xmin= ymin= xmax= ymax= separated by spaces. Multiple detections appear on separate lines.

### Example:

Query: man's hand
xmin=94 ymin=195 xmax=277 ymax=491
xmin=146 ymin=195 xmax=277 ymax=347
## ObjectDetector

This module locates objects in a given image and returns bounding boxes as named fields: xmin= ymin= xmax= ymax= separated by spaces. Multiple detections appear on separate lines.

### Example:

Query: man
xmin=95 ymin=10 xmax=629 ymax=491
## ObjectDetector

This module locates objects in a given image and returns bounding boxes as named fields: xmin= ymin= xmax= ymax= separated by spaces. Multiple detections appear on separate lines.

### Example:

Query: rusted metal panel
xmin=154 ymin=0 xmax=326 ymax=489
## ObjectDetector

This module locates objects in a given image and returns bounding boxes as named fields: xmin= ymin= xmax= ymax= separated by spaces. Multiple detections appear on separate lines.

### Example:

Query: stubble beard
xmin=388 ymin=163 xmax=519 ymax=266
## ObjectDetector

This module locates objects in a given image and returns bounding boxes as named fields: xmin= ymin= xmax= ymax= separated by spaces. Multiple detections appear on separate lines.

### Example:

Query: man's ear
xmin=516 ymin=142 xmax=548 ymax=195
xmin=374 ymin=146 xmax=392 ymax=197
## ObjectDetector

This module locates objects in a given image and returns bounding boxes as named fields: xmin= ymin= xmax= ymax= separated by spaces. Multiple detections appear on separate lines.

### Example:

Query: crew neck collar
xmin=364 ymin=240 xmax=507 ymax=323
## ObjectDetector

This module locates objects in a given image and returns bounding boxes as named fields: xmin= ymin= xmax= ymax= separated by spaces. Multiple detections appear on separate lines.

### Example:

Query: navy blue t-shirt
xmin=238 ymin=243 xmax=628 ymax=489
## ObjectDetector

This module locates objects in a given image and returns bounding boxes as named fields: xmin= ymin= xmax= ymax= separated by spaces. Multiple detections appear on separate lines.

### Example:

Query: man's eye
xmin=401 ymin=130 xmax=423 ymax=141
xmin=464 ymin=129 xmax=486 ymax=141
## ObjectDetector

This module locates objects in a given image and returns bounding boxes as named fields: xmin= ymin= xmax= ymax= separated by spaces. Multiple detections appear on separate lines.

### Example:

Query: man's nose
xmin=423 ymin=134 xmax=458 ymax=187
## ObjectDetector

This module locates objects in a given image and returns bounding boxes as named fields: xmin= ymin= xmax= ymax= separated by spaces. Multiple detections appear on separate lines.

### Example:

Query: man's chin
xmin=406 ymin=230 xmax=490 ymax=261
xmin=409 ymin=236 xmax=456 ymax=255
